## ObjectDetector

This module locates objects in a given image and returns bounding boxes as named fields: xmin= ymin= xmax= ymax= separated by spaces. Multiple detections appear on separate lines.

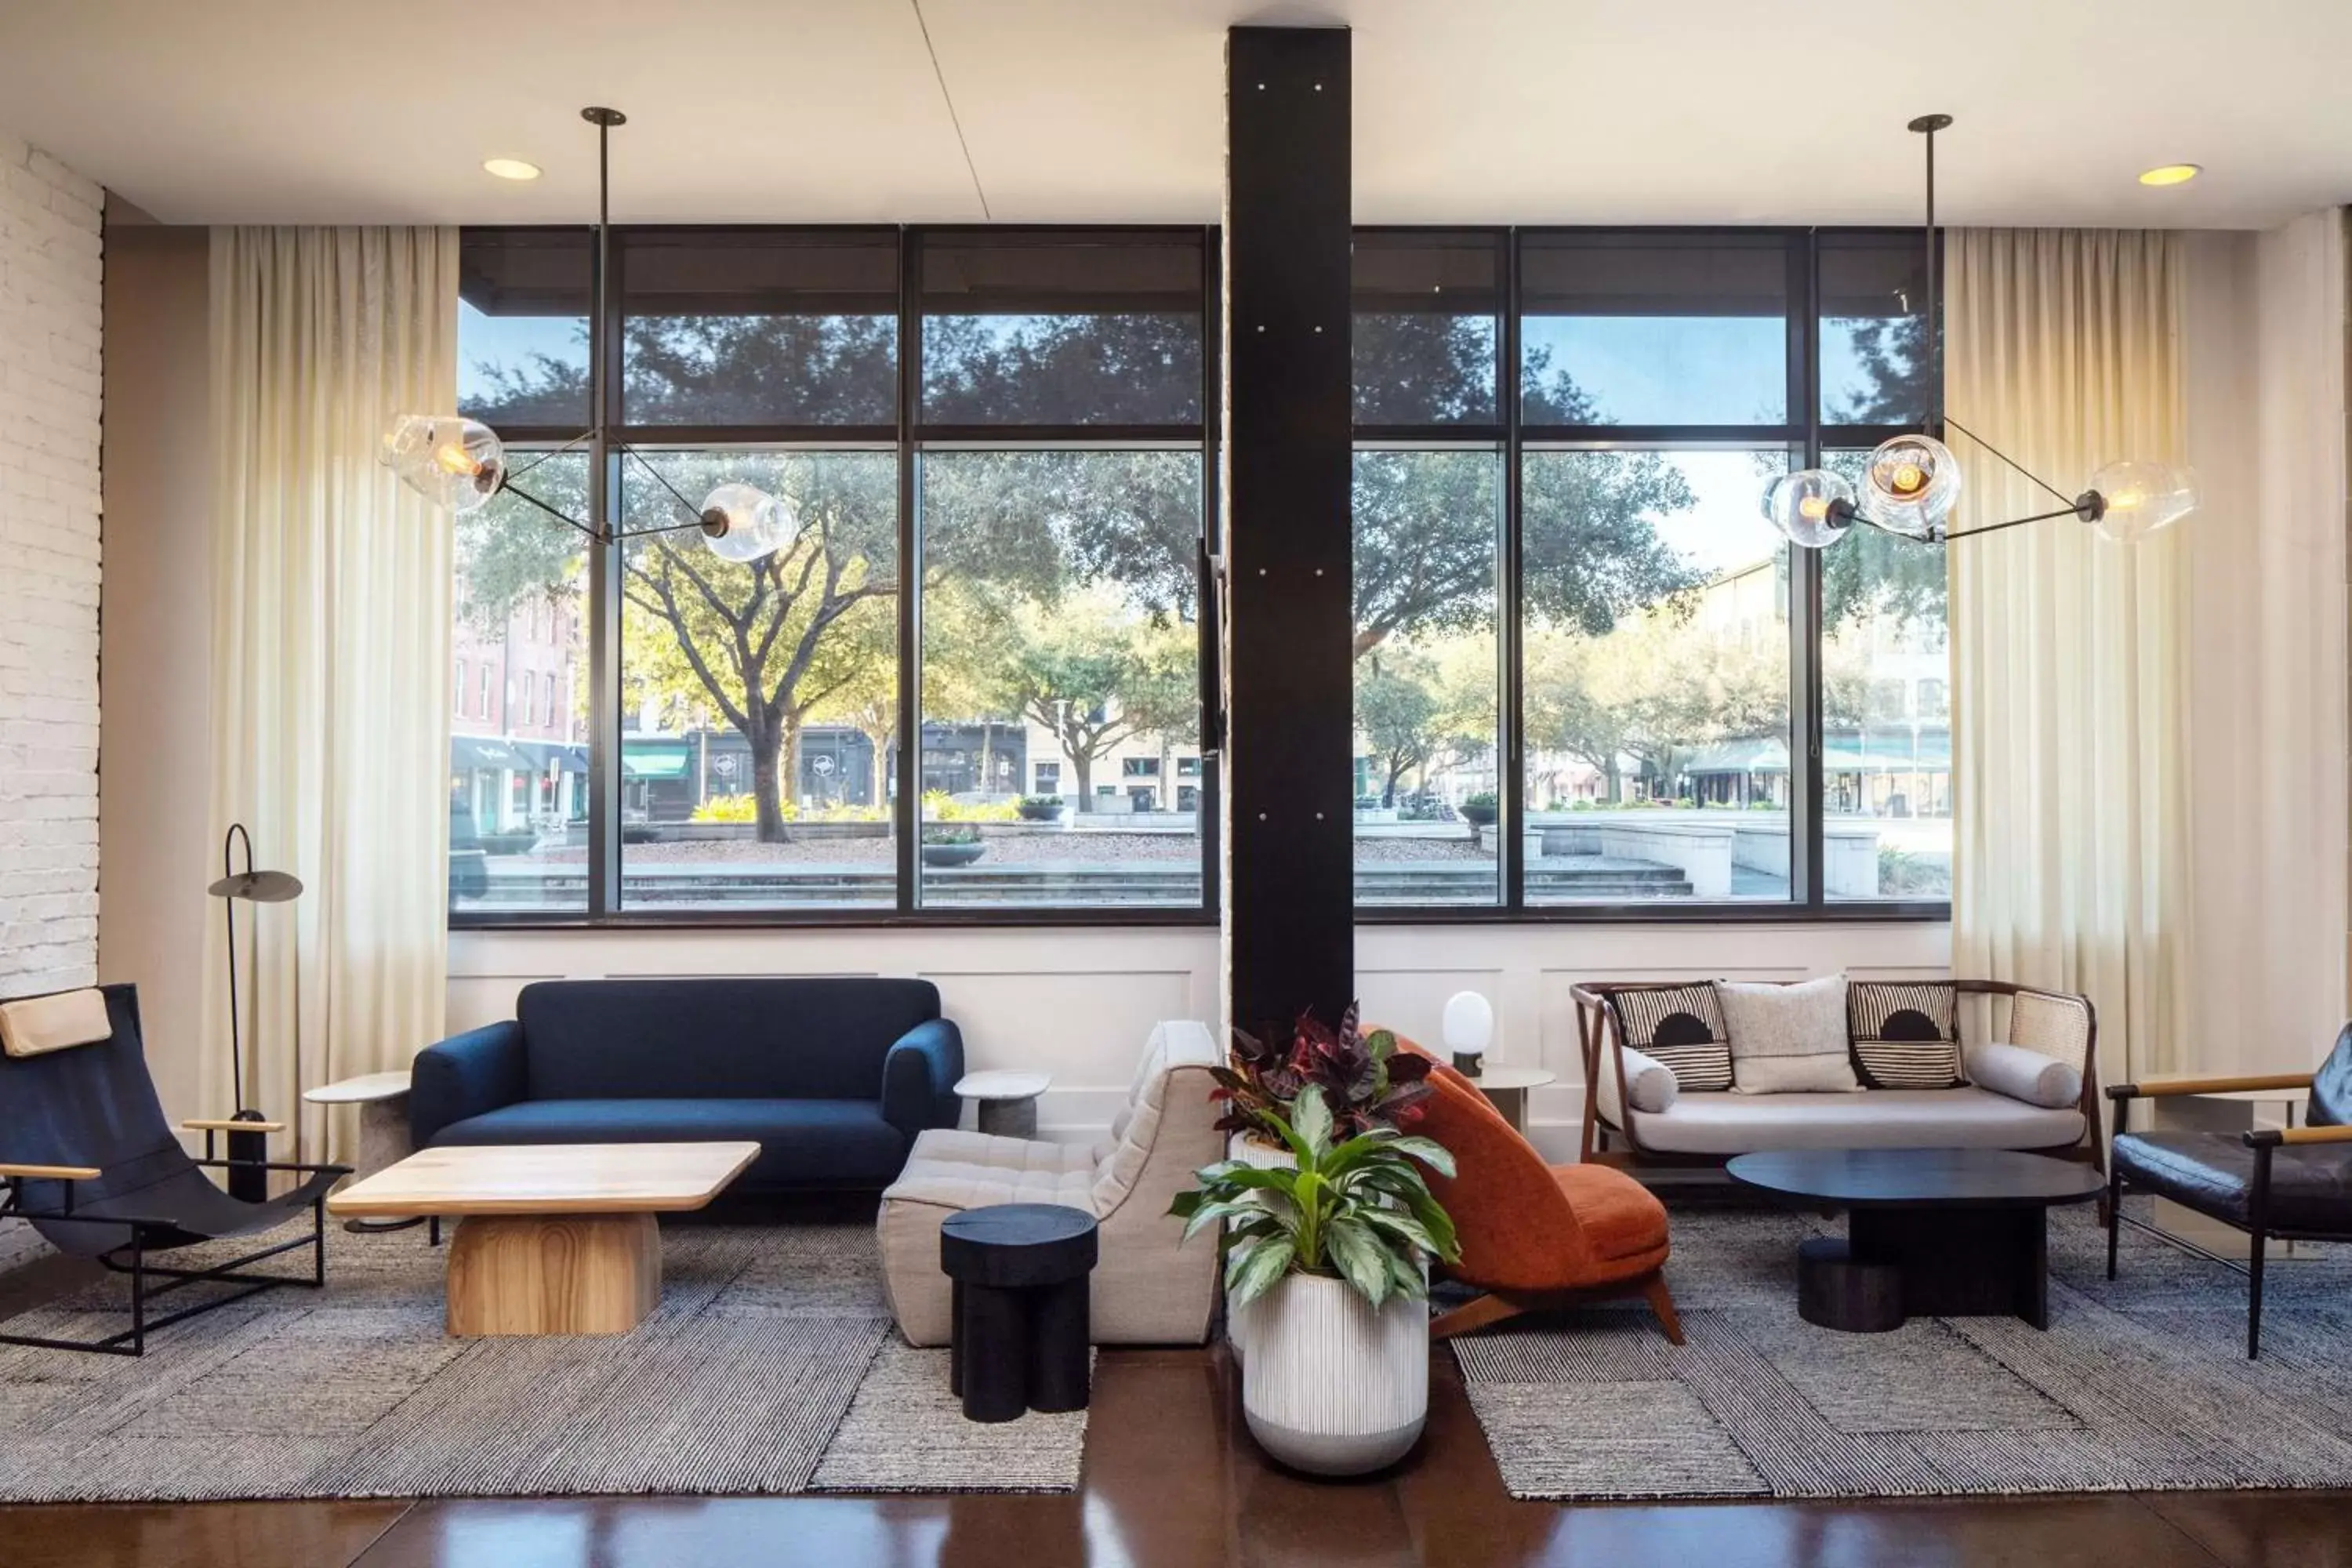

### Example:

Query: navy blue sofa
xmin=408 ymin=978 xmax=962 ymax=1192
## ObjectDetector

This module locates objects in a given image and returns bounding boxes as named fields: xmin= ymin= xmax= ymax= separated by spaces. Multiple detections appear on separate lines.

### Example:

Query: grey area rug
xmin=1453 ymin=1203 xmax=2352 ymax=1501
xmin=0 ymin=1221 xmax=1084 ymax=1502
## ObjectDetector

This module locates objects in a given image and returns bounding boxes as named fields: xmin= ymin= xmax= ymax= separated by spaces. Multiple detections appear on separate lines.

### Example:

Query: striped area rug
xmin=0 ymin=1222 xmax=1084 ymax=1502
xmin=1451 ymin=1205 xmax=2352 ymax=1500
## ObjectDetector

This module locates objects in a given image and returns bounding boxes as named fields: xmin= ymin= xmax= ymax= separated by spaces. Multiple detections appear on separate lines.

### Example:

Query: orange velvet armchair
xmin=1392 ymin=1036 xmax=1682 ymax=1344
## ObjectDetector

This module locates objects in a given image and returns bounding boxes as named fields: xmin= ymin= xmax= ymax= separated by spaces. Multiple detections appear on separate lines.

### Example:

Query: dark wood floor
xmin=2 ymin=1329 xmax=2347 ymax=1566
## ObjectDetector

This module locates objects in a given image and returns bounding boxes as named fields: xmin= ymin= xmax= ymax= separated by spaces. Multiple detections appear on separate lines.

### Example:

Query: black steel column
xmin=1222 ymin=27 xmax=1353 ymax=1031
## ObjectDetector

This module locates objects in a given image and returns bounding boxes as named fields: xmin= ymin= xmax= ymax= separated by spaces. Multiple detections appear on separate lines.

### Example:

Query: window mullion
xmin=895 ymin=226 xmax=920 ymax=913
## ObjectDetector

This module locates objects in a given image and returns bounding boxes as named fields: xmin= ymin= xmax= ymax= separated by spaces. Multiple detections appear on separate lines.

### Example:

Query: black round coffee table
xmin=939 ymin=1203 xmax=1099 ymax=1422
xmin=1726 ymin=1148 xmax=2105 ymax=1333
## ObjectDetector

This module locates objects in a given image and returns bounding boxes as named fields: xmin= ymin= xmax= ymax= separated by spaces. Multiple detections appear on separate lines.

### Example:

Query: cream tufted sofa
xmin=877 ymin=1019 xmax=1224 ymax=1346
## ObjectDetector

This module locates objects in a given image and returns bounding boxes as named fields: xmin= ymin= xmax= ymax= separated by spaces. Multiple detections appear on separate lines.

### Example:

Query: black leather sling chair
xmin=2106 ymin=1022 xmax=2352 ymax=1359
xmin=0 ymin=984 xmax=347 ymax=1356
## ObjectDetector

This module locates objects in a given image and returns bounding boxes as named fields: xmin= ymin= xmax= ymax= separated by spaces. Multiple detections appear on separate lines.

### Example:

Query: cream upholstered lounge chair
xmin=878 ymin=1020 xmax=1222 ymax=1346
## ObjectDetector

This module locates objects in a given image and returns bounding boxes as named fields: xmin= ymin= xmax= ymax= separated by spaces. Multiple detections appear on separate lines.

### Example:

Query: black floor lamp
xmin=208 ymin=823 xmax=303 ymax=1202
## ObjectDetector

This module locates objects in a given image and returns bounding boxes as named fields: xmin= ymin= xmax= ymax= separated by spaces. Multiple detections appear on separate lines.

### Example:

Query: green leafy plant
xmin=1458 ymin=791 xmax=1499 ymax=826
xmin=1172 ymin=1087 xmax=1459 ymax=1308
xmin=922 ymin=823 xmax=982 ymax=846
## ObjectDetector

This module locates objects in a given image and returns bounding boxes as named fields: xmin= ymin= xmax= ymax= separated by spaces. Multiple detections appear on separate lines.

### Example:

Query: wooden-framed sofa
xmin=1572 ymin=978 xmax=2104 ymax=1176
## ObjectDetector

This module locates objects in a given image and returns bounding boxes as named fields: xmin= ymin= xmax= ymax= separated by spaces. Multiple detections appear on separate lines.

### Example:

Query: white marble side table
xmin=956 ymin=1070 xmax=1054 ymax=1138
xmin=1468 ymin=1065 xmax=1556 ymax=1135
xmin=305 ymin=1069 xmax=420 ymax=1232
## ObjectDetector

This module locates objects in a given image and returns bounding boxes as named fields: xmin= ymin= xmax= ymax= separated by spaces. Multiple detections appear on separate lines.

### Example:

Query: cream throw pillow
xmin=0 ymin=989 xmax=111 ymax=1058
xmin=1716 ymin=975 xmax=1860 ymax=1094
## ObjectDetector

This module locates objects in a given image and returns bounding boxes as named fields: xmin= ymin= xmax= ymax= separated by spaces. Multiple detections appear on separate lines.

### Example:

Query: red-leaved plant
xmin=1210 ymin=1001 xmax=1435 ymax=1142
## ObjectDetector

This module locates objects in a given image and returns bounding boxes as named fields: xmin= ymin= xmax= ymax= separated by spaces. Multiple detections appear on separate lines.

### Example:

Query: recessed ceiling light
xmin=2138 ymin=163 xmax=2201 ymax=187
xmin=482 ymin=158 xmax=543 ymax=182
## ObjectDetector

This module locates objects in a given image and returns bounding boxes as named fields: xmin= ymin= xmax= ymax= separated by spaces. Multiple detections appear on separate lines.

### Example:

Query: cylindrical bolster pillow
xmin=1618 ymin=1045 xmax=1679 ymax=1114
xmin=1965 ymin=1042 xmax=2082 ymax=1110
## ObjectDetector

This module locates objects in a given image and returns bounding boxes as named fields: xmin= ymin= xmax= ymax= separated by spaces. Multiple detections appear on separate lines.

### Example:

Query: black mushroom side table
xmin=939 ymin=1203 xmax=1100 ymax=1422
xmin=1727 ymin=1148 xmax=2107 ymax=1333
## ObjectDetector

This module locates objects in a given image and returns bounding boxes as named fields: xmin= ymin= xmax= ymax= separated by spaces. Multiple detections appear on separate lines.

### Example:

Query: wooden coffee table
xmin=327 ymin=1142 xmax=758 ymax=1337
xmin=1727 ymin=1147 xmax=2106 ymax=1332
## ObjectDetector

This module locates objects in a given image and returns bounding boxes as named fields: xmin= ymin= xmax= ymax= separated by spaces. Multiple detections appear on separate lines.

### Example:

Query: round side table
xmin=1470 ymin=1065 xmax=1555 ymax=1135
xmin=304 ymin=1069 xmax=419 ymax=1232
xmin=940 ymin=1203 xmax=1099 ymax=1422
xmin=956 ymin=1069 xmax=1053 ymax=1138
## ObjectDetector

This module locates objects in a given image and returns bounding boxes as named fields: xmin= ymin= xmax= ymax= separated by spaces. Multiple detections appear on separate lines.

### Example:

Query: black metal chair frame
xmin=2104 ymin=1082 xmax=2352 ymax=1359
xmin=0 ymin=1140 xmax=342 ymax=1359
xmin=0 ymin=982 xmax=350 ymax=1359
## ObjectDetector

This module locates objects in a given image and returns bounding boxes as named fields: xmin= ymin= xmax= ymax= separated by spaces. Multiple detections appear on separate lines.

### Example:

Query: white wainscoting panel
xmin=452 ymin=920 xmax=1947 ymax=1156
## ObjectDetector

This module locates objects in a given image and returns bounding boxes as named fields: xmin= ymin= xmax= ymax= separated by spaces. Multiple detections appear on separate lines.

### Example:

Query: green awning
xmin=622 ymin=742 xmax=690 ymax=779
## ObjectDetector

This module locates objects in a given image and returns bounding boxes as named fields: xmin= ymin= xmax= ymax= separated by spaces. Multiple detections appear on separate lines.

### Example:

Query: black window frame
xmin=450 ymin=223 xmax=1942 ymax=931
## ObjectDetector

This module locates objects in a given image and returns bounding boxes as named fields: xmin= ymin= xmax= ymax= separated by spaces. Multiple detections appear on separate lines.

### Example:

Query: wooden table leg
xmin=445 ymin=1212 xmax=661 ymax=1336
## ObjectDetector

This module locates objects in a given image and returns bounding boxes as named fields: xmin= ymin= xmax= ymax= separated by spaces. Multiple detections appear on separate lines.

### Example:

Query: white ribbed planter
xmin=1240 ymin=1273 xmax=1428 ymax=1476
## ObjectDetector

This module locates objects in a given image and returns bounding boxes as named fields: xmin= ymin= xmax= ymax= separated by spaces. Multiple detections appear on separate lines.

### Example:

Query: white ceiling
xmin=4 ymin=0 xmax=2348 ymax=229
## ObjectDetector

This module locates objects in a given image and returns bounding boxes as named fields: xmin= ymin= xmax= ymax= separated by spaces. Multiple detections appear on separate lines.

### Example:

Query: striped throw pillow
xmin=1605 ymin=985 xmax=1732 ymax=1093
xmin=1848 ymin=981 xmax=1965 ymax=1089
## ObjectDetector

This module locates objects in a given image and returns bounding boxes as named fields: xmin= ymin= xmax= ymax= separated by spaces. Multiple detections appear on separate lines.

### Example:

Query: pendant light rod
xmin=1908 ymin=112 xmax=1949 ymax=434
xmin=584 ymin=107 xmax=622 ymax=546
xmin=1941 ymin=415 xmax=2078 ymax=510
xmin=1942 ymin=499 xmax=2102 ymax=543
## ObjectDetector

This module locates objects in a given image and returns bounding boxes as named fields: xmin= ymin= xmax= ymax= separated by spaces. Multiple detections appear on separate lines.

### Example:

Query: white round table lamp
xmin=1442 ymin=991 xmax=1494 ymax=1079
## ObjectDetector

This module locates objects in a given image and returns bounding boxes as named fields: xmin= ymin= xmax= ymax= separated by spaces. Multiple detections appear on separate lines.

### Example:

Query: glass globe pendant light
xmin=1762 ymin=470 xmax=1858 ymax=548
xmin=1764 ymin=113 xmax=2199 ymax=551
xmin=377 ymin=107 xmax=782 ymax=563
xmin=381 ymin=415 xmax=506 ymax=515
xmin=2083 ymin=460 xmax=2199 ymax=543
xmin=699 ymin=483 xmax=799 ymax=563
xmin=1859 ymin=433 xmax=1962 ymax=539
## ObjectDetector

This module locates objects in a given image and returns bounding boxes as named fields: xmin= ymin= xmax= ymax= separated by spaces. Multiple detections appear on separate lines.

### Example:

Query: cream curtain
xmin=205 ymin=227 xmax=458 ymax=1163
xmin=2181 ymin=213 xmax=2350 ymax=1073
xmin=1947 ymin=229 xmax=2194 ymax=1088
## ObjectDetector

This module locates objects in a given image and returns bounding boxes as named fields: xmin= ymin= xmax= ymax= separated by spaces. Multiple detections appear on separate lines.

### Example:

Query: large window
xmin=1351 ymin=234 xmax=1505 ymax=906
xmin=919 ymin=451 xmax=1204 ymax=909
xmin=913 ymin=230 xmax=1210 ymax=909
xmin=1350 ymin=227 xmax=1944 ymax=914
xmin=449 ymin=223 xmax=1941 ymax=924
xmin=452 ymin=226 xmax=1211 ymax=923
xmin=447 ymin=452 xmax=590 ymax=915
xmin=619 ymin=448 xmax=899 ymax=911
xmin=1521 ymin=449 xmax=1791 ymax=902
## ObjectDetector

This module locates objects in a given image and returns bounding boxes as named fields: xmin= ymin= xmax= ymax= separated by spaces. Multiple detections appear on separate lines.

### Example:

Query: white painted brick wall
xmin=0 ymin=134 xmax=101 ymax=1276
xmin=0 ymin=133 xmax=103 ymax=1002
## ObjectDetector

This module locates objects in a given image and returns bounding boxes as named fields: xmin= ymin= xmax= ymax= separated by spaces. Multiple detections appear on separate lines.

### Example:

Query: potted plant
xmin=920 ymin=824 xmax=986 ymax=867
xmin=1016 ymin=795 xmax=1064 ymax=822
xmin=1213 ymin=1004 xmax=1436 ymax=1149
xmin=1458 ymin=791 xmax=1499 ymax=827
xmin=1172 ymin=1085 xmax=1457 ymax=1475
